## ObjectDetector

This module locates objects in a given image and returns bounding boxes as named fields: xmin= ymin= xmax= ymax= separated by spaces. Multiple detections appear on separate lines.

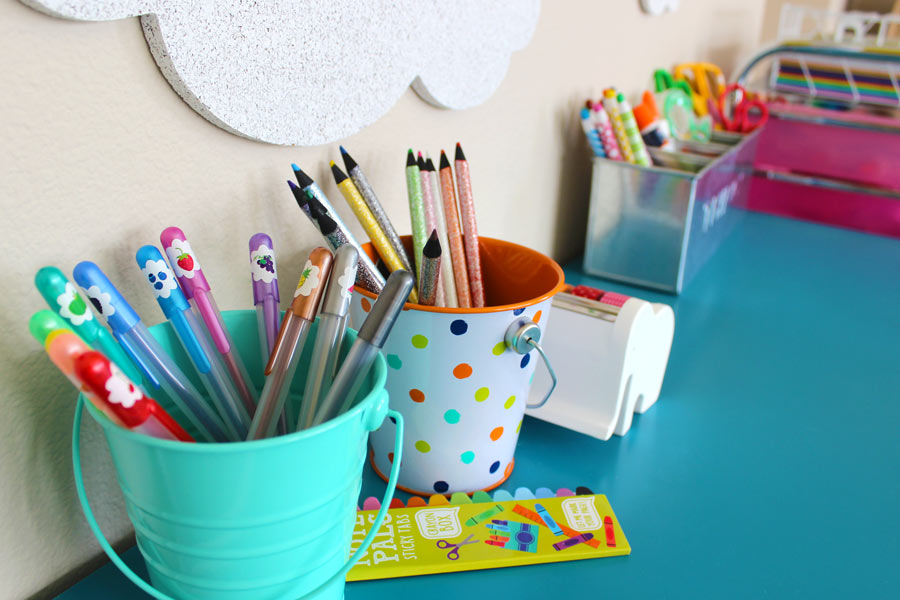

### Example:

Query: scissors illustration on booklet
xmin=436 ymin=535 xmax=478 ymax=560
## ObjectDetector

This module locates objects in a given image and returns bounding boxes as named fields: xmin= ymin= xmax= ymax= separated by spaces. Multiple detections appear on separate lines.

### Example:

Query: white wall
xmin=0 ymin=0 xmax=766 ymax=596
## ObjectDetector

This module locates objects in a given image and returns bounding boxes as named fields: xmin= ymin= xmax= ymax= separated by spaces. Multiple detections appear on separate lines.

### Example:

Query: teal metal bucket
xmin=72 ymin=310 xmax=403 ymax=599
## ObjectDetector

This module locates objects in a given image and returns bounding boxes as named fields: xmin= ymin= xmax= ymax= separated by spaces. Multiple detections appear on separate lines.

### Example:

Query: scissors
xmin=436 ymin=534 xmax=478 ymax=560
xmin=717 ymin=84 xmax=768 ymax=133
xmin=673 ymin=62 xmax=726 ymax=117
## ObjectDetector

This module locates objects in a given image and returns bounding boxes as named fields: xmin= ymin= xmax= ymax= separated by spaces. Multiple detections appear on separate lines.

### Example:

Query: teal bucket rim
xmin=82 ymin=319 xmax=388 ymax=450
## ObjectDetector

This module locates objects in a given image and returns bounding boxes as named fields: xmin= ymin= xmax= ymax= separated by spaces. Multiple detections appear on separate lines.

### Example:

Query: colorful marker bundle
xmin=31 ymin=228 xmax=414 ymax=444
xmin=289 ymin=144 xmax=486 ymax=310
xmin=580 ymin=87 xmax=672 ymax=164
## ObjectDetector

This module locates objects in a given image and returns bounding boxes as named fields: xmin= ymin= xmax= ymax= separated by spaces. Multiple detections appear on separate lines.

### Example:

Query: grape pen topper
xmin=137 ymin=245 xmax=250 ymax=441
xmin=247 ymin=247 xmax=334 ymax=440
xmin=161 ymin=227 xmax=258 ymax=417
xmin=249 ymin=233 xmax=280 ymax=366
xmin=72 ymin=260 xmax=229 ymax=443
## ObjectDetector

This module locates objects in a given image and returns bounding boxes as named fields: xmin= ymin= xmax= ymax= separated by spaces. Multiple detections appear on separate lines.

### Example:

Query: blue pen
xmin=137 ymin=246 xmax=250 ymax=441
xmin=72 ymin=261 xmax=228 ymax=443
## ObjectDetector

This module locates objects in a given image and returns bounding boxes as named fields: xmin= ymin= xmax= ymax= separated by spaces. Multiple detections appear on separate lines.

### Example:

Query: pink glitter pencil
xmin=418 ymin=153 xmax=446 ymax=307
xmin=439 ymin=150 xmax=472 ymax=308
xmin=453 ymin=143 xmax=485 ymax=307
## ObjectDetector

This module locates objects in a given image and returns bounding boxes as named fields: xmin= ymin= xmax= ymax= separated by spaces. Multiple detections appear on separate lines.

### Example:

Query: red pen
xmin=74 ymin=351 xmax=194 ymax=442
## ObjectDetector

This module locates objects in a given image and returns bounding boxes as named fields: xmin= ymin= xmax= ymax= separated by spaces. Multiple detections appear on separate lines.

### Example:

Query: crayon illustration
xmin=534 ymin=503 xmax=563 ymax=536
xmin=485 ymin=520 xmax=539 ymax=553
xmin=465 ymin=503 xmax=504 ymax=527
xmin=553 ymin=533 xmax=594 ymax=551
xmin=604 ymin=516 xmax=617 ymax=547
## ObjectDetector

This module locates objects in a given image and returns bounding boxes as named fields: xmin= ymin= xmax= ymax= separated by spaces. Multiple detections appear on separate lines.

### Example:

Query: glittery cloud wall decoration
xmin=21 ymin=0 xmax=541 ymax=146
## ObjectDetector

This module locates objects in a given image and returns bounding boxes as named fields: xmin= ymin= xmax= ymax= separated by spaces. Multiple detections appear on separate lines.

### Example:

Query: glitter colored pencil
xmin=331 ymin=162 xmax=418 ymax=303
xmin=419 ymin=230 xmax=442 ymax=306
xmin=454 ymin=143 xmax=486 ymax=308
xmin=306 ymin=192 xmax=386 ymax=295
xmin=616 ymin=92 xmax=652 ymax=167
xmin=340 ymin=146 xmax=413 ymax=273
xmin=425 ymin=155 xmax=458 ymax=308
xmin=438 ymin=150 xmax=472 ymax=308
xmin=405 ymin=149 xmax=427 ymax=288
xmin=288 ymin=171 xmax=384 ymax=293
xmin=603 ymin=89 xmax=635 ymax=163
xmin=417 ymin=153 xmax=445 ymax=307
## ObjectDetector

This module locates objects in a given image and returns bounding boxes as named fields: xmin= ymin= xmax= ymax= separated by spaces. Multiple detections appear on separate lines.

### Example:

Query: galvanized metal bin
xmin=583 ymin=130 xmax=760 ymax=294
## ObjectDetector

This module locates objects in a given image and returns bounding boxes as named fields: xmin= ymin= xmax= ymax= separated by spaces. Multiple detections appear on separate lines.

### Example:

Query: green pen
xmin=34 ymin=266 xmax=144 ymax=384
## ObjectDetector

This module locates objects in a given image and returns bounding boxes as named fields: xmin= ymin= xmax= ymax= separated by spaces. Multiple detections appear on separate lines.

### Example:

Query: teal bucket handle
xmin=72 ymin=395 xmax=404 ymax=600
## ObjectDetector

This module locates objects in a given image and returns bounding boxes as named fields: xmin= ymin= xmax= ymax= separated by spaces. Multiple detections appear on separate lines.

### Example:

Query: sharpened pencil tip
xmin=340 ymin=146 xmax=358 ymax=172
xmin=406 ymin=150 xmax=417 ymax=168
xmin=339 ymin=145 xmax=347 ymax=155
xmin=423 ymin=229 xmax=441 ymax=258
xmin=330 ymin=162 xmax=348 ymax=184
xmin=291 ymin=163 xmax=300 ymax=171
xmin=425 ymin=157 xmax=436 ymax=172
xmin=439 ymin=151 xmax=450 ymax=170
xmin=293 ymin=165 xmax=314 ymax=188
xmin=288 ymin=180 xmax=308 ymax=207
xmin=455 ymin=143 xmax=466 ymax=162
xmin=417 ymin=153 xmax=426 ymax=170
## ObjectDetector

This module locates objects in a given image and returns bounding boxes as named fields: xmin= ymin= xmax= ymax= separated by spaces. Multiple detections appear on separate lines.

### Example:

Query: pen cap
xmin=29 ymin=310 xmax=73 ymax=347
xmin=74 ymin=351 xmax=151 ymax=428
xmin=72 ymin=261 xmax=140 ymax=334
xmin=320 ymin=245 xmax=358 ymax=317
xmin=160 ymin=226 xmax=210 ymax=300
xmin=136 ymin=246 xmax=191 ymax=319
xmin=358 ymin=270 xmax=414 ymax=348
xmin=34 ymin=266 xmax=100 ymax=340
xmin=249 ymin=233 xmax=279 ymax=305
xmin=288 ymin=247 xmax=333 ymax=321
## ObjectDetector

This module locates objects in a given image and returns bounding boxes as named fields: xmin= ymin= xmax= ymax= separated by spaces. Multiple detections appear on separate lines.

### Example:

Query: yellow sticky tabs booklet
xmin=347 ymin=494 xmax=630 ymax=580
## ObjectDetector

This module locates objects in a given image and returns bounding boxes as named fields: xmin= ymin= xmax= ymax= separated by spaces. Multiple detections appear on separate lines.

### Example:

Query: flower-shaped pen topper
xmin=56 ymin=282 xmax=93 ymax=326
xmin=105 ymin=365 xmax=142 ymax=409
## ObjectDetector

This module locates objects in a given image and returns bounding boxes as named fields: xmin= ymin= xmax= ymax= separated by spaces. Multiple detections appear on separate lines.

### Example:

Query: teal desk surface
xmin=57 ymin=213 xmax=900 ymax=599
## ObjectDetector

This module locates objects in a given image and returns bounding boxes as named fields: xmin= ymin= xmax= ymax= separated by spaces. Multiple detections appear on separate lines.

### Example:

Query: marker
xmin=465 ymin=504 xmax=505 ymax=527
xmin=590 ymin=102 xmax=623 ymax=161
xmin=340 ymin=146 xmax=413 ymax=272
xmin=34 ymin=266 xmax=143 ymax=384
xmin=603 ymin=88 xmax=636 ymax=163
xmin=137 ymin=245 xmax=249 ymax=440
xmin=534 ymin=503 xmax=564 ymax=536
xmin=312 ymin=269 xmax=415 ymax=425
xmin=247 ymin=247 xmax=333 ymax=440
xmin=30 ymin=311 xmax=124 ymax=426
xmin=74 ymin=351 xmax=194 ymax=442
xmin=161 ymin=227 xmax=258 ymax=418
xmin=580 ymin=107 xmax=606 ymax=157
xmin=249 ymin=233 xmax=280 ymax=369
xmin=290 ymin=165 xmax=384 ymax=292
xmin=617 ymin=92 xmax=652 ymax=167
xmin=296 ymin=245 xmax=358 ymax=431
xmin=553 ymin=533 xmax=594 ymax=551
xmin=73 ymin=261 xmax=228 ymax=442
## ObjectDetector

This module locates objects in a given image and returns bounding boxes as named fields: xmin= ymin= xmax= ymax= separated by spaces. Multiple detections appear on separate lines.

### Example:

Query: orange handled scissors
xmin=436 ymin=534 xmax=478 ymax=560
xmin=673 ymin=62 xmax=726 ymax=117
xmin=717 ymin=84 xmax=768 ymax=133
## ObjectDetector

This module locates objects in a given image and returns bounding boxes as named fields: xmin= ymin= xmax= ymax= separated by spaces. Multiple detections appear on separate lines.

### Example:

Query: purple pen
xmin=249 ymin=234 xmax=280 ymax=366
xmin=161 ymin=227 xmax=258 ymax=416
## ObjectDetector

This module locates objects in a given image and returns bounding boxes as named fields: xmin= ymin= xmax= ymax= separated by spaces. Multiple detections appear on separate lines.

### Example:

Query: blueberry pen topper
xmin=307 ymin=192 xmax=384 ymax=294
xmin=438 ymin=150 xmax=472 ymax=308
xmin=160 ymin=227 xmax=258 ymax=417
xmin=425 ymin=156 xmax=458 ymax=308
xmin=248 ymin=233 xmax=280 ymax=364
xmin=603 ymin=88 xmax=636 ymax=164
xmin=330 ymin=161 xmax=419 ymax=304
xmin=312 ymin=269 xmax=414 ymax=426
xmin=417 ymin=153 xmax=445 ymax=307
xmin=72 ymin=261 xmax=228 ymax=442
xmin=405 ymin=149 xmax=427 ymax=288
xmin=340 ymin=146 xmax=413 ymax=272
xmin=247 ymin=247 xmax=333 ymax=440
xmin=580 ymin=107 xmax=606 ymax=158
xmin=288 ymin=177 xmax=384 ymax=293
xmin=616 ymin=92 xmax=652 ymax=167
xmin=29 ymin=310 xmax=125 ymax=426
xmin=137 ymin=245 xmax=249 ymax=440
xmin=295 ymin=245 xmax=358 ymax=432
xmin=454 ymin=143 xmax=486 ymax=308
xmin=34 ymin=266 xmax=143 ymax=384
xmin=590 ymin=102 xmax=623 ymax=161
xmin=75 ymin=351 xmax=194 ymax=442
xmin=418 ymin=230 xmax=442 ymax=307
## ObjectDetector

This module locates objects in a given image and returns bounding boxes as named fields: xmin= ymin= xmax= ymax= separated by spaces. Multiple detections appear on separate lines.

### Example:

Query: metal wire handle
xmin=504 ymin=318 xmax=558 ymax=410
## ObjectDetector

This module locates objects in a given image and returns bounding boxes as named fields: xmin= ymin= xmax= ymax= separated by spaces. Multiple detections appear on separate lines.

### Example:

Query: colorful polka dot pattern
xmin=356 ymin=293 xmax=554 ymax=494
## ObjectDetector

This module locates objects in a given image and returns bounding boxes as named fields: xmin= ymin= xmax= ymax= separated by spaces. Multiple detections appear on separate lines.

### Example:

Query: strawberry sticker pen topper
xmin=72 ymin=261 xmax=229 ymax=443
xmin=247 ymin=247 xmax=333 ymax=440
xmin=137 ymin=245 xmax=250 ymax=441
xmin=74 ymin=351 xmax=194 ymax=442
xmin=34 ymin=266 xmax=144 ymax=384
xmin=161 ymin=227 xmax=258 ymax=418
xmin=248 ymin=233 xmax=280 ymax=368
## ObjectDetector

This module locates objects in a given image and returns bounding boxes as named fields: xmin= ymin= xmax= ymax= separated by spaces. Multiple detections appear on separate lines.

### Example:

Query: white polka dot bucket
xmin=351 ymin=236 xmax=565 ymax=495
